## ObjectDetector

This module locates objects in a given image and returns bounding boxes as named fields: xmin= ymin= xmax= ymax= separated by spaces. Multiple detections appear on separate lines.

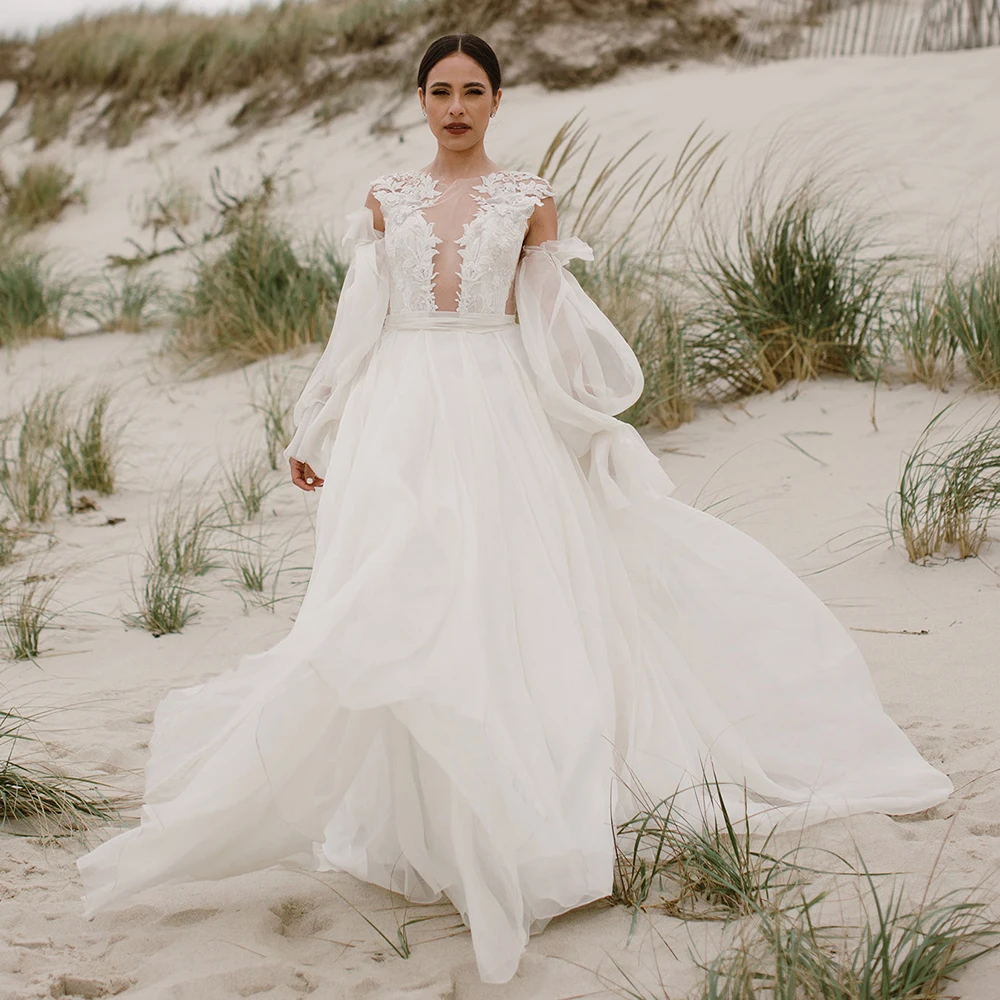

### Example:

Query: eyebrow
xmin=428 ymin=81 xmax=488 ymax=89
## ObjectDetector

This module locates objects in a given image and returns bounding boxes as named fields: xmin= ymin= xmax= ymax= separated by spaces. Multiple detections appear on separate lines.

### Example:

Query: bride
xmin=77 ymin=32 xmax=952 ymax=985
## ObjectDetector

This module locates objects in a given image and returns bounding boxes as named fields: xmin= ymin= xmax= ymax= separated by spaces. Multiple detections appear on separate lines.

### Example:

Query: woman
xmin=78 ymin=33 xmax=952 ymax=985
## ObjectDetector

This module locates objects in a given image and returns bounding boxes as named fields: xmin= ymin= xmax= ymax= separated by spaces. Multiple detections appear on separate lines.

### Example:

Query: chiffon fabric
xmin=77 ymin=170 xmax=952 ymax=985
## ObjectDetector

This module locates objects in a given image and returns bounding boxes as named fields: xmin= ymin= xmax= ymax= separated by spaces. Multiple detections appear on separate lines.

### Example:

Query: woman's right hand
xmin=290 ymin=458 xmax=324 ymax=492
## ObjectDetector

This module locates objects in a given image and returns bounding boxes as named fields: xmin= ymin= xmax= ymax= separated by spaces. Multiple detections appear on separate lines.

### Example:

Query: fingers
xmin=289 ymin=458 xmax=324 ymax=492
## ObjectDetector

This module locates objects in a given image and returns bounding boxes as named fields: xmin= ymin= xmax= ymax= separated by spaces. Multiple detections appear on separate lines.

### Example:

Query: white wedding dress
xmin=77 ymin=168 xmax=952 ymax=984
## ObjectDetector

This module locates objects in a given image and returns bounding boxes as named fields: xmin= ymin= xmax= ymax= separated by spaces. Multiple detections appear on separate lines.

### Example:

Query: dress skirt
xmin=77 ymin=309 xmax=952 ymax=984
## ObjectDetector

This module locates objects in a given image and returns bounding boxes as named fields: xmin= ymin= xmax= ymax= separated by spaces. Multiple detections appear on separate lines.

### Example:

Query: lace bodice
xmin=371 ymin=168 xmax=554 ymax=316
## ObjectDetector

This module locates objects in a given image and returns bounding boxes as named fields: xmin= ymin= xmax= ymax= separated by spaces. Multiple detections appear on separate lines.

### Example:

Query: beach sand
xmin=1 ymin=45 xmax=998 ymax=1000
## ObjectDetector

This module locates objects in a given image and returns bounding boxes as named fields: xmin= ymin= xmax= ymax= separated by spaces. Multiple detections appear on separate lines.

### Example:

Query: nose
xmin=448 ymin=95 xmax=465 ymax=117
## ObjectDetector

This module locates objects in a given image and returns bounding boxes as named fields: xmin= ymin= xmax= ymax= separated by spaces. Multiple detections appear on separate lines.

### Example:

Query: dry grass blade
xmin=220 ymin=451 xmax=278 ymax=522
xmin=538 ymin=113 xmax=724 ymax=262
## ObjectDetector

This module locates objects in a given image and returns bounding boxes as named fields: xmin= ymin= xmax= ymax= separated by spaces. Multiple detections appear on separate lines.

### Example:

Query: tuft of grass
xmin=0 ymin=571 xmax=60 ymax=660
xmin=891 ymin=407 xmax=1000 ymax=562
xmin=0 ymin=249 xmax=73 ymax=345
xmin=539 ymin=118 xmax=723 ymax=428
xmin=140 ymin=178 xmax=201 ymax=233
xmin=220 ymin=525 xmax=292 ymax=613
xmin=694 ymin=178 xmax=892 ymax=398
xmin=0 ymin=519 xmax=19 ymax=567
xmin=1 ymin=707 xmax=114 ymax=830
xmin=124 ymin=569 xmax=199 ymax=636
xmin=82 ymin=270 xmax=165 ymax=332
xmin=220 ymin=451 xmax=277 ymax=522
xmin=170 ymin=214 xmax=348 ymax=373
xmin=698 ymin=878 xmax=1000 ymax=1000
xmin=613 ymin=771 xmax=800 ymax=921
xmin=148 ymin=497 xmax=218 ymax=578
xmin=60 ymin=387 xmax=120 ymax=496
xmin=249 ymin=365 xmax=295 ymax=470
xmin=0 ymin=389 xmax=68 ymax=524
xmin=0 ymin=162 xmax=83 ymax=229
xmin=28 ymin=93 xmax=76 ymax=150
xmin=888 ymin=273 xmax=956 ymax=390
xmin=571 ymin=248 xmax=695 ymax=430
xmin=942 ymin=245 xmax=1000 ymax=391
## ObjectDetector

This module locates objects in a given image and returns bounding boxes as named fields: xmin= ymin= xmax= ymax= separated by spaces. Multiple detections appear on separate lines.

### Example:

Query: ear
xmin=493 ymin=87 xmax=502 ymax=115
xmin=417 ymin=87 xmax=426 ymax=114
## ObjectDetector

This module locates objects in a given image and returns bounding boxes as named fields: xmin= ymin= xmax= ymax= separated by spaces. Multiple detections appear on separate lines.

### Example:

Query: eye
xmin=431 ymin=89 xmax=449 ymax=96
xmin=466 ymin=89 xmax=484 ymax=96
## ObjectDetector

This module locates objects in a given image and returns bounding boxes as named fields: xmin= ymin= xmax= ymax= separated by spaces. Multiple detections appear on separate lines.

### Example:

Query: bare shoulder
xmin=364 ymin=187 xmax=385 ymax=232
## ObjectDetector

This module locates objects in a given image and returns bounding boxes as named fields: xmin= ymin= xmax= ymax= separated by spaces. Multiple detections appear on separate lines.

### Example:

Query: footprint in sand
xmin=48 ymin=974 xmax=134 ymax=998
xmin=158 ymin=907 xmax=220 ymax=927
xmin=269 ymin=897 xmax=332 ymax=939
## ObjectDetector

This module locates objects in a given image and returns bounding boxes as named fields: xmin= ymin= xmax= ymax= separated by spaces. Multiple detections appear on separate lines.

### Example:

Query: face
xmin=418 ymin=51 xmax=500 ymax=150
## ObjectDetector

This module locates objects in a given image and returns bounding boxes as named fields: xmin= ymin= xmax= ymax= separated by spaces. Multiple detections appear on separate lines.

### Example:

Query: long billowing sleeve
xmin=514 ymin=237 xmax=677 ymax=508
xmin=282 ymin=208 xmax=389 ymax=478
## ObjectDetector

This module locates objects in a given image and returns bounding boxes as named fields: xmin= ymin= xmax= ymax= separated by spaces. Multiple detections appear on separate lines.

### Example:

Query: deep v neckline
xmin=411 ymin=169 xmax=508 ymax=312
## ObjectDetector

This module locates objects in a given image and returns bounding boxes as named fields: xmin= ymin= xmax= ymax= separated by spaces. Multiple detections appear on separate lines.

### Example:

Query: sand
xmin=0 ymin=45 xmax=998 ymax=1000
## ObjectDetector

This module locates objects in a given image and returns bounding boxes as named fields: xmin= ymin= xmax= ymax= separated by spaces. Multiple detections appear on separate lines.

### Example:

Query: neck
xmin=425 ymin=143 xmax=497 ymax=182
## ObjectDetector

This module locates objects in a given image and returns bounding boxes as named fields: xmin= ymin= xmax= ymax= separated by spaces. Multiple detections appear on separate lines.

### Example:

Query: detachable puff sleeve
xmin=514 ymin=237 xmax=677 ymax=509
xmin=282 ymin=208 xmax=389 ymax=478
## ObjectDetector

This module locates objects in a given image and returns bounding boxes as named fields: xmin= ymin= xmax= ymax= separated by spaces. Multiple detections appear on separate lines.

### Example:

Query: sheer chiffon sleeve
xmin=514 ymin=237 xmax=677 ymax=508
xmin=282 ymin=208 xmax=389 ymax=477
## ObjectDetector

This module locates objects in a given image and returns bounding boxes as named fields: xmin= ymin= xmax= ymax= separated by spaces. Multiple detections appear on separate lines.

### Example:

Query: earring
xmin=490 ymin=111 xmax=497 ymax=118
xmin=422 ymin=110 xmax=427 ymax=117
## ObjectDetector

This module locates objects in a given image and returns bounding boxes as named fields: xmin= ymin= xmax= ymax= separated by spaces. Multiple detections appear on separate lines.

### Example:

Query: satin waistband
xmin=383 ymin=311 xmax=518 ymax=333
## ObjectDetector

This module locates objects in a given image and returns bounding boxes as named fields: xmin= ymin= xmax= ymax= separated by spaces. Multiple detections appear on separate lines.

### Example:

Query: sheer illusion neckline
xmin=416 ymin=167 xmax=507 ymax=195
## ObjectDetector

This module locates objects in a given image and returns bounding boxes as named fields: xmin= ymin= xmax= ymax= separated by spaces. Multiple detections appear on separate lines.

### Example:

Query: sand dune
xmin=1 ymin=44 xmax=999 ymax=1000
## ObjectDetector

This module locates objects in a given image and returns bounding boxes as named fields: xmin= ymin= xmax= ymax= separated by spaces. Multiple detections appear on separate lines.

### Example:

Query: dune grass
xmin=220 ymin=451 xmax=277 ymax=522
xmin=891 ymin=406 xmax=1000 ymax=562
xmin=941 ymin=245 xmax=1000 ymax=391
xmin=698 ymin=878 xmax=1000 ymax=1000
xmin=694 ymin=178 xmax=892 ymax=398
xmin=83 ymin=270 xmax=165 ymax=332
xmin=0 ymin=519 xmax=18 ymax=567
xmin=60 ymin=388 xmax=121 ymax=496
xmin=0 ymin=571 xmax=60 ymax=660
xmin=887 ymin=273 xmax=957 ymax=390
xmin=148 ymin=496 xmax=218 ymax=578
xmin=539 ymin=117 xmax=723 ymax=429
xmin=0 ymin=248 xmax=73 ymax=346
xmin=125 ymin=568 xmax=200 ymax=636
xmin=613 ymin=771 xmax=800 ymax=921
xmin=1 ymin=706 xmax=114 ymax=830
xmin=249 ymin=365 xmax=296 ymax=470
xmin=171 ymin=212 xmax=348 ymax=373
xmin=0 ymin=389 xmax=67 ymax=524
xmin=0 ymin=162 xmax=83 ymax=230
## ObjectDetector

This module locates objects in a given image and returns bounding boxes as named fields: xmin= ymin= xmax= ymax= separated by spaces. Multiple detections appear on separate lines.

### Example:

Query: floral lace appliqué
xmin=372 ymin=168 xmax=554 ymax=316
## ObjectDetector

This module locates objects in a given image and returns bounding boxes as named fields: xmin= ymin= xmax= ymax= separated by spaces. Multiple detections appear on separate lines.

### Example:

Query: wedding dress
xmin=77 ymin=168 xmax=952 ymax=984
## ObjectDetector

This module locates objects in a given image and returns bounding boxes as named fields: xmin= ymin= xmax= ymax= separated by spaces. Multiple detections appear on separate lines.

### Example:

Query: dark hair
xmin=417 ymin=34 xmax=502 ymax=94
